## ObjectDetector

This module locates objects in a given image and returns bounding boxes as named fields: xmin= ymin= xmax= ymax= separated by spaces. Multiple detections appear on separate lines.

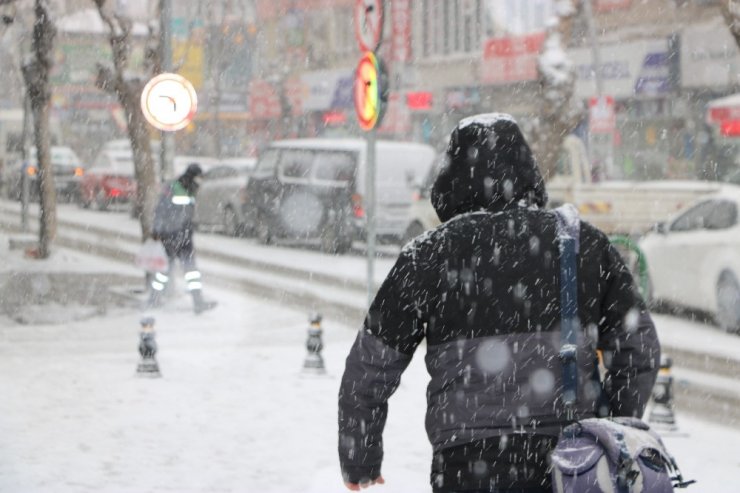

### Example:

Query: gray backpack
xmin=549 ymin=206 xmax=694 ymax=493
xmin=551 ymin=417 xmax=689 ymax=493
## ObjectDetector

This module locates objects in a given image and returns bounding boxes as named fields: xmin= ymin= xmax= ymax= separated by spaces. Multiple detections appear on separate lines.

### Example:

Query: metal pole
xmin=582 ymin=0 xmax=614 ymax=179
xmin=21 ymin=90 xmax=32 ymax=232
xmin=366 ymin=129 xmax=377 ymax=307
xmin=160 ymin=0 xmax=174 ymax=180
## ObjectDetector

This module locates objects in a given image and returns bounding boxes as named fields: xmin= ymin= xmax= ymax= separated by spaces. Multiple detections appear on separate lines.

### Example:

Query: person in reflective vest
xmin=148 ymin=163 xmax=216 ymax=314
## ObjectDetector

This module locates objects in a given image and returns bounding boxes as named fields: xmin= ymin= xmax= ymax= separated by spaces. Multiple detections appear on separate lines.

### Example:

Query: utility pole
xmin=160 ymin=0 xmax=174 ymax=180
xmin=582 ymin=0 xmax=613 ymax=179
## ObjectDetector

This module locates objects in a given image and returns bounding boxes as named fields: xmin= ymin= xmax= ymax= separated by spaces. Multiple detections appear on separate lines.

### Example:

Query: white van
xmin=243 ymin=138 xmax=436 ymax=253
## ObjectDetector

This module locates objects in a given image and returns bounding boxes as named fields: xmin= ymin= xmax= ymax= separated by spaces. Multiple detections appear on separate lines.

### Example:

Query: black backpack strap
xmin=553 ymin=205 xmax=581 ymax=418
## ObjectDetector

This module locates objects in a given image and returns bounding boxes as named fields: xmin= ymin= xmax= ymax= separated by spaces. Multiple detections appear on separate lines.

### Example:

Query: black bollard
xmin=303 ymin=313 xmax=325 ymax=373
xmin=648 ymin=355 xmax=676 ymax=429
xmin=136 ymin=317 xmax=161 ymax=378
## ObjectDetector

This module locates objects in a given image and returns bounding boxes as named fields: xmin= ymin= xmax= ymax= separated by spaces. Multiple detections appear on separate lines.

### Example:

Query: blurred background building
xmin=1 ymin=0 xmax=738 ymax=178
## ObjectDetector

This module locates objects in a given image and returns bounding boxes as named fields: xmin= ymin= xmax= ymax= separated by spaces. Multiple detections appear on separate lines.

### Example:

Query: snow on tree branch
xmin=721 ymin=0 xmax=740 ymax=48
xmin=533 ymin=0 xmax=584 ymax=181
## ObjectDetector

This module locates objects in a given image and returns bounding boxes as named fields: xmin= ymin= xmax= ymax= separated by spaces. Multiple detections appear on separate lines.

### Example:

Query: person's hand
xmin=151 ymin=233 xmax=160 ymax=241
xmin=344 ymin=475 xmax=385 ymax=490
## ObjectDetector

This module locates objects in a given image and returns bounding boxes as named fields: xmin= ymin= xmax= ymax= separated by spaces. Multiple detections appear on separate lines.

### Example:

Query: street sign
xmin=354 ymin=51 xmax=387 ymax=131
xmin=354 ymin=0 xmax=384 ymax=52
xmin=140 ymin=73 xmax=198 ymax=132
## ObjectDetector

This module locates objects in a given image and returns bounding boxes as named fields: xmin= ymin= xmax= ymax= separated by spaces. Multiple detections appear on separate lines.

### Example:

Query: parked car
xmin=243 ymin=139 xmax=435 ymax=253
xmin=195 ymin=158 xmax=256 ymax=236
xmin=5 ymin=146 xmax=84 ymax=202
xmin=78 ymin=150 xmax=137 ymax=210
xmin=639 ymin=186 xmax=740 ymax=333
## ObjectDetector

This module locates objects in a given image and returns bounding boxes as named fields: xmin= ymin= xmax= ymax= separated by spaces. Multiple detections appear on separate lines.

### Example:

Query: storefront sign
xmin=406 ymin=92 xmax=433 ymax=111
xmin=589 ymin=95 xmax=616 ymax=134
xmin=301 ymin=70 xmax=354 ymax=112
xmin=681 ymin=19 xmax=740 ymax=89
xmin=571 ymin=39 xmax=670 ymax=98
xmin=480 ymin=32 xmax=546 ymax=84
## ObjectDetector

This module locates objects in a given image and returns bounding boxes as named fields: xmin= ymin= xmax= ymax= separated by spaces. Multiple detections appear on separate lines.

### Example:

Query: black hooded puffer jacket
xmin=338 ymin=114 xmax=660 ymax=491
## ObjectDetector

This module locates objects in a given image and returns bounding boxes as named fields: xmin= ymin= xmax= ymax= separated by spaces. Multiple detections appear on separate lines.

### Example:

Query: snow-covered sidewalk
xmin=1 ymin=281 xmax=738 ymax=492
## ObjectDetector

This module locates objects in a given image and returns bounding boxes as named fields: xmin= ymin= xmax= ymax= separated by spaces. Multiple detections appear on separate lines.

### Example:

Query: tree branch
xmin=721 ymin=0 xmax=740 ymax=49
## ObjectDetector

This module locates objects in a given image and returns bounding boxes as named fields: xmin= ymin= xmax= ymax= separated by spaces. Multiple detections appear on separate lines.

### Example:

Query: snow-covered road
xmin=2 ymin=201 xmax=740 ymax=491
xmin=1 ymin=280 xmax=739 ymax=492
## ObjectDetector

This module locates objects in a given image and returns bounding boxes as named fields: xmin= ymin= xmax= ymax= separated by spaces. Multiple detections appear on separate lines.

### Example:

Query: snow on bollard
xmin=303 ymin=313 xmax=325 ymax=373
xmin=648 ymin=354 xmax=676 ymax=430
xmin=136 ymin=317 xmax=161 ymax=378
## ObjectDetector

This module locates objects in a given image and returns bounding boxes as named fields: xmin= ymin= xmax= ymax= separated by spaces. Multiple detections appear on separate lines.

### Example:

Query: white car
xmin=639 ymin=186 xmax=740 ymax=333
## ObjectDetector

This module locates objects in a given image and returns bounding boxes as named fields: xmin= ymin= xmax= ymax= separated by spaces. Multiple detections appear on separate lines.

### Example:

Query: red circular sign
xmin=354 ymin=0 xmax=384 ymax=52
xmin=354 ymin=52 xmax=387 ymax=131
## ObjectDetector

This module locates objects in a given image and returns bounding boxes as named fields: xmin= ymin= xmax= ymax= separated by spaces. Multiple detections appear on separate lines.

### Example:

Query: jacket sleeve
xmin=597 ymin=241 xmax=661 ymax=418
xmin=338 ymin=249 xmax=425 ymax=484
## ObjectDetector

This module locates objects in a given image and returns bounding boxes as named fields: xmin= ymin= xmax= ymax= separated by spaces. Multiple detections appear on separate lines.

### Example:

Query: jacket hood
xmin=431 ymin=113 xmax=547 ymax=223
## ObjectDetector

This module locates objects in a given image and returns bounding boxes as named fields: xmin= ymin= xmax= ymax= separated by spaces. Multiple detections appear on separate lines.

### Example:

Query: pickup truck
xmin=403 ymin=135 xmax=726 ymax=242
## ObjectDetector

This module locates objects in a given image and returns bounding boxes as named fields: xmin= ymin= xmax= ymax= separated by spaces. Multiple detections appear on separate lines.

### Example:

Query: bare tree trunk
xmin=93 ymin=0 xmax=158 ymax=240
xmin=21 ymin=0 xmax=57 ymax=259
xmin=532 ymin=2 xmax=584 ymax=182
xmin=721 ymin=0 xmax=740 ymax=48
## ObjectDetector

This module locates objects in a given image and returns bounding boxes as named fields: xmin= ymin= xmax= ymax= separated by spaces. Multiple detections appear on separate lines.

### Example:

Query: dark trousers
xmin=161 ymin=230 xmax=196 ymax=272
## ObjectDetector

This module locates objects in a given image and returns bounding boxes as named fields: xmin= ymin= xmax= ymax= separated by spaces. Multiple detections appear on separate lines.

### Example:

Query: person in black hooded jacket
xmin=337 ymin=114 xmax=660 ymax=492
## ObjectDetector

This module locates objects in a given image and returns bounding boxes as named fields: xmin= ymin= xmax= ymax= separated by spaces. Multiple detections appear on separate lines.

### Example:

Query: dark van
xmin=243 ymin=139 xmax=435 ymax=253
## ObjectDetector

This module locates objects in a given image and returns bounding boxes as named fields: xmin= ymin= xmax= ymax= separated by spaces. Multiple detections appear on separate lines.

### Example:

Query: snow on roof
xmin=708 ymin=93 xmax=740 ymax=109
xmin=57 ymin=8 xmax=149 ymax=36
xmin=457 ymin=113 xmax=517 ymax=130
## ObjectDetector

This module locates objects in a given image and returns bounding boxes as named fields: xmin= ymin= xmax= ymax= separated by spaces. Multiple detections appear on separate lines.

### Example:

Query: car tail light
xmin=74 ymin=167 xmax=84 ymax=177
xmin=26 ymin=166 xmax=37 ymax=176
xmin=351 ymin=193 xmax=365 ymax=219
xmin=109 ymin=188 xmax=122 ymax=198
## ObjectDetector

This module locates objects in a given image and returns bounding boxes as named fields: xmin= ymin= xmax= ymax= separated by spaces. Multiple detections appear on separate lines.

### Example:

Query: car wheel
xmin=256 ymin=212 xmax=272 ymax=245
xmin=716 ymin=272 xmax=740 ymax=334
xmin=223 ymin=206 xmax=242 ymax=237
xmin=402 ymin=221 xmax=426 ymax=245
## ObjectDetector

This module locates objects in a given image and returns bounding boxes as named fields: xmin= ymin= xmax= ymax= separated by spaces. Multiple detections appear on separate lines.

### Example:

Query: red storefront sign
xmin=589 ymin=95 xmax=616 ymax=134
xmin=480 ymin=32 xmax=546 ymax=84
xmin=406 ymin=91 xmax=433 ymax=111
xmin=390 ymin=0 xmax=412 ymax=63
xmin=323 ymin=110 xmax=347 ymax=125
